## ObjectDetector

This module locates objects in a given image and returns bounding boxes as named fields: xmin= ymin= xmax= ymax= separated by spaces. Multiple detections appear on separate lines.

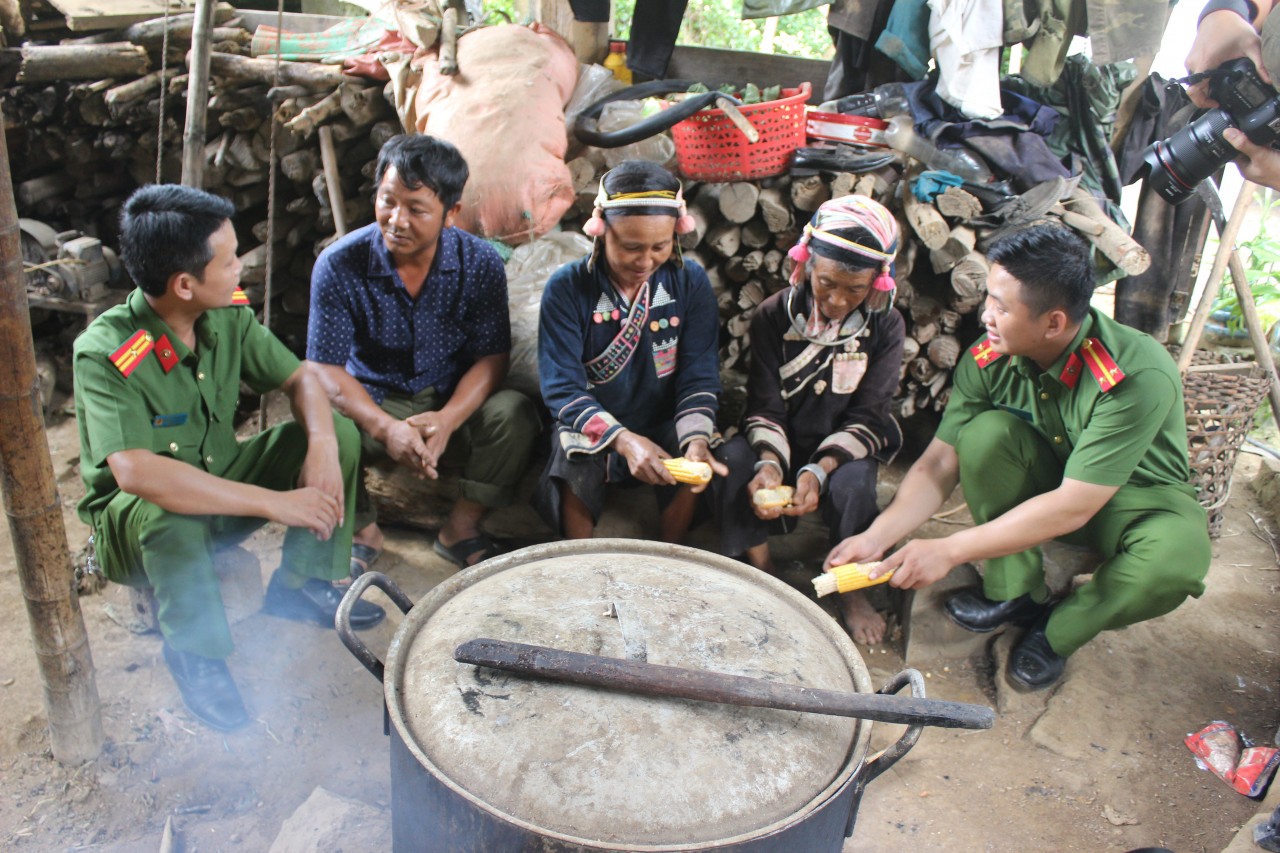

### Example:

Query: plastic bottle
xmin=882 ymin=114 xmax=992 ymax=183
xmin=827 ymin=83 xmax=911 ymax=118
xmin=604 ymin=41 xmax=632 ymax=86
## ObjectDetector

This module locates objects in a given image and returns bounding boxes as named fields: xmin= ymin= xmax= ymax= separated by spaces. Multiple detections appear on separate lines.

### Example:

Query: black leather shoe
xmin=944 ymin=588 xmax=1048 ymax=633
xmin=262 ymin=570 xmax=385 ymax=630
xmin=162 ymin=643 xmax=250 ymax=732
xmin=1008 ymin=616 xmax=1067 ymax=690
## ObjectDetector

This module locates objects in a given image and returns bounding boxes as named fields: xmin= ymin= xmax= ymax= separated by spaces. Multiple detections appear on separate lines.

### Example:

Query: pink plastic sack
xmin=413 ymin=23 xmax=578 ymax=243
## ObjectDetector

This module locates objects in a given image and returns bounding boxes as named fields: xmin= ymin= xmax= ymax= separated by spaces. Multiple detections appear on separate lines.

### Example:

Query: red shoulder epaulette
xmin=1079 ymin=338 xmax=1125 ymax=392
xmin=109 ymin=330 xmax=154 ymax=377
xmin=970 ymin=339 xmax=1005 ymax=368
xmin=231 ymin=288 xmax=251 ymax=306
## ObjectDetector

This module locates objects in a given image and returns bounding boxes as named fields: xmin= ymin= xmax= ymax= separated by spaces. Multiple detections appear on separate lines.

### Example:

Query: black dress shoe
xmin=262 ymin=570 xmax=385 ymax=630
xmin=162 ymin=643 xmax=250 ymax=732
xmin=1008 ymin=616 xmax=1067 ymax=690
xmin=944 ymin=588 xmax=1047 ymax=633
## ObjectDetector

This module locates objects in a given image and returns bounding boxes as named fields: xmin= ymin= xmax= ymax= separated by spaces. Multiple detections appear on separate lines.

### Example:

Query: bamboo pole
xmin=181 ymin=0 xmax=217 ymax=187
xmin=0 ymin=120 xmax=103 ymax=763
xmin=1177 ymin=185 xmax=1253 ymax=374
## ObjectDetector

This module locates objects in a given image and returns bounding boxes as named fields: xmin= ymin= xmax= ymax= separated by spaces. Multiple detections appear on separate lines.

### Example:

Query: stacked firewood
xmin=2 ymin=13 xmax=399 ymax=341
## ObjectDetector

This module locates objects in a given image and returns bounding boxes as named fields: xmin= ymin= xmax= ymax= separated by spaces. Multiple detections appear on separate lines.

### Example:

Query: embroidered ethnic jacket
xmin=936 ymin=308 xmax=1194 ymax=490
xmin=743 ymin=286 xmax=905 ymax=474
xmin=538 ymin=257 xmax=721 ymax=457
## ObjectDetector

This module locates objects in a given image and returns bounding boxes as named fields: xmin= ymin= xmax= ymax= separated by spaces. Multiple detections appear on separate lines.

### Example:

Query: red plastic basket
xmin=670 ymin=82 xmax=812 ymax=182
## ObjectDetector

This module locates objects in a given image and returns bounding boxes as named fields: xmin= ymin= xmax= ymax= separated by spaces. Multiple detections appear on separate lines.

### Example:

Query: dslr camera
xmin=1141 ymin=58 xmax=1280 ymax=204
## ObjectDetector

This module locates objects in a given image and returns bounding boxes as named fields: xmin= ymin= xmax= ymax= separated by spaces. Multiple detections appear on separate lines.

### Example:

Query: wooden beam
xmin=44 ymin=0 xmax=234 ymax=32
xmin=534 ymin=0 xmax=609 ymax=64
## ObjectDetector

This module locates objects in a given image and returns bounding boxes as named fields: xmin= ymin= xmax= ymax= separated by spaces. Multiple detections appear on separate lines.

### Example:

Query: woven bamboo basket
xmin=1182 ymin=357 xmax=1271 ymax=537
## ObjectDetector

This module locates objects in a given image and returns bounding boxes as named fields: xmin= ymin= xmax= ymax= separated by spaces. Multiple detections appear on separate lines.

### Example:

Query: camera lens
xmin=1140 ymin=109 xmax=1236 ymax=204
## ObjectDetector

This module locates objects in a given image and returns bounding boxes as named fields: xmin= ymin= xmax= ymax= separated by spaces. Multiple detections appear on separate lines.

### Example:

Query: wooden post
xmin=534 ymin=0 xmax=609 ymax=63
xmin=181 ymin=0 xmax=217 ymax=187
xmin=318 ymin=126 xmax=347 ymax=237
xmin=0 ymin=119 xmax=104 ymax=764
xmin=1177 ymin=185 xmax=1253 ymax=374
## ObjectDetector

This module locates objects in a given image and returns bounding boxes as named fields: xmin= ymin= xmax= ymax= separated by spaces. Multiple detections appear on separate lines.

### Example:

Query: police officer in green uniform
xmin=825 ymin=223 xmax=1211 ymax=690
xmin=74 ymin=185 xmax=385 ymax=732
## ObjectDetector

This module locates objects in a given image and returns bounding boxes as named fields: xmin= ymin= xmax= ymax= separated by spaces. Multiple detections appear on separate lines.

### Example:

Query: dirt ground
xmin=0 ymin=398 xmax=1277 ymax=853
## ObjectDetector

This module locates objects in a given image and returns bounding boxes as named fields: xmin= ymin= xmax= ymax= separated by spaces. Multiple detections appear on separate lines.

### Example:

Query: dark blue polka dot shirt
xmin=307 ymin=222 xmax=511 ymax=403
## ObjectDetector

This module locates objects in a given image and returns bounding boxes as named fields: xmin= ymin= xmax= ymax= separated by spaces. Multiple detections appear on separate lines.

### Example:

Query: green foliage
xmin=1211 ymin=189 xmax=1280 ymax=336
xmin=482 ymin=1 xmax=833 ymax=59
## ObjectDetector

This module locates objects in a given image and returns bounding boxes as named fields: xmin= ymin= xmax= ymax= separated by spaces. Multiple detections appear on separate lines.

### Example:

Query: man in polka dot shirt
xmin=308 ymin=135 xmax=540 ymax=570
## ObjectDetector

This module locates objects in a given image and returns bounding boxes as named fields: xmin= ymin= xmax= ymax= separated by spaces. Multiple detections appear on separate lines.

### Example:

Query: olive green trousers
xmin=955 ymin=410 xmax=1211 ymax=657
xmin=95 ymin=414 xmax=361 ymax=658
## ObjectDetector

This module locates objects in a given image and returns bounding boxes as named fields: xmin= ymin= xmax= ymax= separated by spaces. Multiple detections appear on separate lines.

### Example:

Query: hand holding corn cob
xmin=662 ymin=457 xmax=714 ymax=485
xmin=812 ymin=562 xmax=893 ymax=597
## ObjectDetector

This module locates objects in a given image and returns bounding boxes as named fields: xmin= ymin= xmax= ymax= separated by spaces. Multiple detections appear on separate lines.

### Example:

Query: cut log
xmin=726 ymin=309 xmax=753 ymax=338
xmin=280 ymin=149 xmax=318 ymax=184
xmin=763 ymin=248 xmax=783 ymax=275
xmin=912 ymin=321 xmax=939 ymax=345
xmin=901 ymin=177 xmax=949 ymax=250
xmin=285 ymin=87 xmax=342 ymax=137
xmin=926 ymin=334 xmax=961 ymax=369
xmin=207 ymin=52 xmax=345 ymax=90
xmin=758 ymin=186 xmax=793 ymax=232
xmin=1055 ymin=188 xmax=1151 ymax=276
xmin=740 ymin=249 xmax=764 ymax=274
xmin=790 ymin=175 xmax=829 ymax=213
xmin=908 ymin=356 xmax=938 ymax=384
xmin=706 ymin=221 xmax=741 ymax=258
xmin=370 ymin=119 xmax=400 ymax=150
xmin=340 ymin=82 xmax=389 ymax=127
xmin=2 ymin=43 xmax=150 ymax=84
xmin=719 ymin=182 xmax=759 ymax=224
xmin=17 ymin=173 xmax=74 ymax=207
xmin=679 ymin=203 xmax=709 ymax=250
xmin=901 ymin=336 xmax=920 ymax=363
xmin=950 ymin=251 xmax=988 ymax=305
xmin=829 ymin=172 xmax=857 ymax=198
xmin=105 ymin=68 xmax=178 ymax=118
xmin=723 ymin=255 xmax=751 ymax=284
xmin=737 ymin=279 xmax=765 ymax=310
xmin=928 ymin=225 xmax=976 ymax=274
xmin=740 ymin=217 xmax=770 ymax=249
xmin=935 ymin=187 xmax=982 ymax=221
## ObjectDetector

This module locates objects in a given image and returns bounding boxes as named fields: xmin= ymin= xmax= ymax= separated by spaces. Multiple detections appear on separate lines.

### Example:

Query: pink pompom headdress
xmin=584 ymin=166 xmax=695 ymax=270
xmin=787 ymin=195 xmax=900 ymax=307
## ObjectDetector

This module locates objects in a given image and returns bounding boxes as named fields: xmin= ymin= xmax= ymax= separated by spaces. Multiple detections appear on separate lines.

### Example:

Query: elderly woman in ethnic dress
xmin=535 ymin=160 xmax=727 ymax=541
xmin=713 ymin=196 xmax=905 ymax=644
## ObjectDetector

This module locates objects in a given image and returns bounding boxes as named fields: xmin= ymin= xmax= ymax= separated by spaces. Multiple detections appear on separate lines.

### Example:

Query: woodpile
xmin=2 ymin=13 xmax=399 ymax=345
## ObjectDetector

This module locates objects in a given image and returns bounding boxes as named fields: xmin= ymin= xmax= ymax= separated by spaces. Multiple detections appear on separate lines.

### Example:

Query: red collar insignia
xmin=231 ymin=288 xmax=250 ymax=306
xmin=1059 ymin=352 xmax=1082 ymax=389
xmin=970 ymin=339 xmax=1005 ymax=368
xmin=154 ymin=334 xmax=179 ymax=373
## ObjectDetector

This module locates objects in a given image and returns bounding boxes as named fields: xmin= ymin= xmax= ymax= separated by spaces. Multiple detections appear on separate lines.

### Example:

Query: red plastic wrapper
xmin=1185 ymin=721 xmax=1280 ymax=798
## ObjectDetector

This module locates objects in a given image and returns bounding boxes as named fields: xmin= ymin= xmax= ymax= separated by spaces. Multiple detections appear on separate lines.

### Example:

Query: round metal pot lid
xmin=386 ymin=539 xmax=872 ymax=849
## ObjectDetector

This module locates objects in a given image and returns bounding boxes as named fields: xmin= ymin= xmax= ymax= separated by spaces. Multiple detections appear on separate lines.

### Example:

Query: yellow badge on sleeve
xmin=110 ymin=330 xmax=154 ymax=377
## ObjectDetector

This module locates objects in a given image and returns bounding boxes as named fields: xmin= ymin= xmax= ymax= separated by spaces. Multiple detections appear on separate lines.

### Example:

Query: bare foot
xmin=839 ymin=591 xmax=887 ymax=645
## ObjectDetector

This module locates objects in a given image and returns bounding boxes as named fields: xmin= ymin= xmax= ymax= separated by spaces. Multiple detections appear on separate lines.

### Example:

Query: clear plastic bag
xmin=504 ymin=231 xmax=594 ymax=400
xmin=593 ymin=100 xmax=676 ymax=168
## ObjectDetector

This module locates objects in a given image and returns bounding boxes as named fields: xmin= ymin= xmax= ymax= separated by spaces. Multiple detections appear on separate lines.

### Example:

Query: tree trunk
xmin=0 ymin=119 xmax=104 ymax=764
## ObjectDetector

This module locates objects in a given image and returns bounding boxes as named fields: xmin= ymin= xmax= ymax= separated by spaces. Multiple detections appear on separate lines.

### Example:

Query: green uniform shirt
xmin=936 ymin=308 xmax=1192 ymax=489
xmin=74 ymin=288 xmax=301 ymax=523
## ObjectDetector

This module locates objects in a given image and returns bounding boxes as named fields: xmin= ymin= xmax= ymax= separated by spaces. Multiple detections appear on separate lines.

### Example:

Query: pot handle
xmin=336 ymin=571 xmax=414 ymax=683
xmin=843 ymin=668 xmax=928 ymax=837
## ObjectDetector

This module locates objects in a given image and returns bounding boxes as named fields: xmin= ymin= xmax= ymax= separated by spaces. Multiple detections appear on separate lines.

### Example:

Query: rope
xmin=155 ymin=0 xmax=172 ymax=183
xmin=258 ymin=0 xmax=285 ymax=433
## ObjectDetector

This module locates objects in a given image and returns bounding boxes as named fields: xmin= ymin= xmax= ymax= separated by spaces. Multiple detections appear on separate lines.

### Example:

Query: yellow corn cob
xmin=662 ymin=457 xmax=713 ymax=485
xmin=812 ymin=562 xmax=891 ymax=597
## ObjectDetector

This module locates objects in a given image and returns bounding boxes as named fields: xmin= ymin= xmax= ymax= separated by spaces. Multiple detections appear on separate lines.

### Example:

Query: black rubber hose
xmin=572 ymin=79 xmax=744 ymax=149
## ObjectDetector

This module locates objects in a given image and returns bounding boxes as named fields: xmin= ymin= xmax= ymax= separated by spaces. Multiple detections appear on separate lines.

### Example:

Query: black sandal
xmin=432 ymin=534 xmax=502 ymax=568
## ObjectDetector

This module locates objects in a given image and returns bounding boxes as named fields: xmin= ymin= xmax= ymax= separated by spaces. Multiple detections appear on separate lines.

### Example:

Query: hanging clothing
xmin=928 ymin=0 xmax=1005 ymax=119
xmin=627 ymin=0 xmax=688 ymax=79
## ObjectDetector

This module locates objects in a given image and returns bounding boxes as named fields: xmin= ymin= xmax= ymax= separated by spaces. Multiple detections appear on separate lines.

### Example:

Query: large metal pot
xmin=338 ymin=539 xmax=930 ymax=852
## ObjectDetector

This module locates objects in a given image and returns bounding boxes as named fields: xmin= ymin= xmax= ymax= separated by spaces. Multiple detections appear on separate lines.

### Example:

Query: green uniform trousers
xmin=955 ymin=410 xmax=1210 ymax=657
xmin=354 ymin=386 xmax=540 ymax=530
xmin=95 ymin=414 xmax=361 ymax=659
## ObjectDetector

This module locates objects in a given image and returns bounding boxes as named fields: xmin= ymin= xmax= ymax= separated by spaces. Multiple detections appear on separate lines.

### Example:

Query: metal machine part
xmin=20 ymin=218 xmax=119 ymax=304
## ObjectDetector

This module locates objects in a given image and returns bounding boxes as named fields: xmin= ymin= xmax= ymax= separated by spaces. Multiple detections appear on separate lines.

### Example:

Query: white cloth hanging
xmin=928 ymin=0 xmax=1005 ymax=120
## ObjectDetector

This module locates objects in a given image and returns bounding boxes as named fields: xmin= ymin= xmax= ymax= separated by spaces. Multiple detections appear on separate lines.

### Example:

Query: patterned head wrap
xmin=584 ymin=163 xmax=695 ymax=271
xmin=787 ymin=195 xmax=900 ymax=307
